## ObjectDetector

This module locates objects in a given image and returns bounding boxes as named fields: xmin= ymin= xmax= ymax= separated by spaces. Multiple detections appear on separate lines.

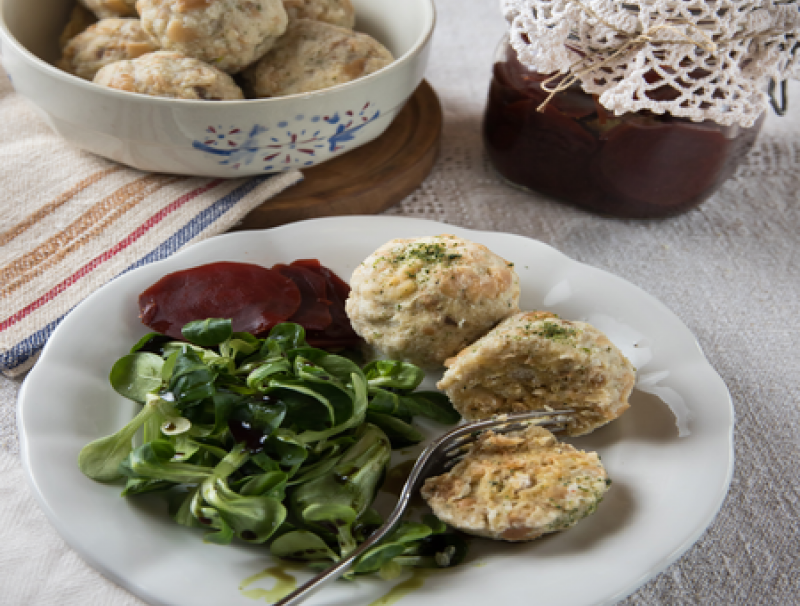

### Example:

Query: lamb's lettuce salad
xmin=78 ymin=320 xmax=467 ymax=578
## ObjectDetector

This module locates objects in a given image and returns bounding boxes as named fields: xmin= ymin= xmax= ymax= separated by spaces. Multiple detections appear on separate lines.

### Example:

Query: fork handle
xmin=274 ymin=495 xmax=410 ymax=606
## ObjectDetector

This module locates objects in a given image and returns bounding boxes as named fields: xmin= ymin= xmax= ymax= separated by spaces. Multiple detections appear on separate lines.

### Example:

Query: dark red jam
xmin=483 ymin=45 xmax=764 ymax=218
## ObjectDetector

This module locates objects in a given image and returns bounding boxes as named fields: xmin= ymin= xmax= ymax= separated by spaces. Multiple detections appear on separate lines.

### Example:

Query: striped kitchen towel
xmin=0 ymin=70 xmax=303 ymax=377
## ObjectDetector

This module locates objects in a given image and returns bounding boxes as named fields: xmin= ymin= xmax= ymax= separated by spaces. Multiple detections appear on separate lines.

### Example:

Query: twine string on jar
xmin=768 ymin=78 xmax=788 ymax=115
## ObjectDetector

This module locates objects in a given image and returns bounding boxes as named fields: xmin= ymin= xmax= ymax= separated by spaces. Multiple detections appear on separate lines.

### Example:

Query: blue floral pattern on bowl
xmin=191 ymin=103 xmax=381 ymax=171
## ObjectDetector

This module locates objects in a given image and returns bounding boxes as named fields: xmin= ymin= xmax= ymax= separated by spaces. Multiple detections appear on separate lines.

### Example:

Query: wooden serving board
xmin=236 ymin=80 xmax=442 ymax=230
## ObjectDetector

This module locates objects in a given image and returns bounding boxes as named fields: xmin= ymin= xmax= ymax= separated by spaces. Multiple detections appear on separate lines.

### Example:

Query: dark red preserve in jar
xmin=483 ymin=40 xmax=765 ymax=218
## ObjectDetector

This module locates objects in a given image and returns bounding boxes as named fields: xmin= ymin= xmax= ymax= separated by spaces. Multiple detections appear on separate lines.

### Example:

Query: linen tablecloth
xmin=2 ymin=1 xmax=799 ymax=603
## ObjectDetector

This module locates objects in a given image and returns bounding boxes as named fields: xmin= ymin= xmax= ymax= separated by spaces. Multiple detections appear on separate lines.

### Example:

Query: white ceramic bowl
xmin=0 ymin=0 xmax=435 ymax=177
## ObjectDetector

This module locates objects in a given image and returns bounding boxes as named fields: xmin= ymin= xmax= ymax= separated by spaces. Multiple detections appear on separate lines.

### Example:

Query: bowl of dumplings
xmin=0 ymin=0 xmax=434 ymax=176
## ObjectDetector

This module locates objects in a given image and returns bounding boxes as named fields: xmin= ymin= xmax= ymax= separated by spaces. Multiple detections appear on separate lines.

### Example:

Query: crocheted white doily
xmin=502 ymin=0 xmax=800 ymax=127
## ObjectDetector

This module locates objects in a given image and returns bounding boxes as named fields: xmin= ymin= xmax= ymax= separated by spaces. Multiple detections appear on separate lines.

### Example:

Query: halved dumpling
xmin=421 ymin=425 xmax=610 ymax=541
xmin=438 ymin=311 xmax=635 ymax=436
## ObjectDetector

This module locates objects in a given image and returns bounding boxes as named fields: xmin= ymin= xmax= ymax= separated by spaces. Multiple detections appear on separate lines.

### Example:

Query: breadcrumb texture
xmin=58 ymin=19 xmax=159 ymax=81
xmin=421 ymin=425 xmax=610 ymax=541
xmin=94 ymin=51 xmax=244 ymax=99
xmin=242 ymin=19 xmax=393 ymax=97
xmin=438 ymin=311 xmax=635 ymax=435
xmin=136 ymin=0 xmax=288 ymax=74
xmin=346 ymin=235 xmax=521 ymax=369
xmin=79 ymin=0 xmax=137 ymax=20
xmin=283 ymin=0 xmax=355 ymax=28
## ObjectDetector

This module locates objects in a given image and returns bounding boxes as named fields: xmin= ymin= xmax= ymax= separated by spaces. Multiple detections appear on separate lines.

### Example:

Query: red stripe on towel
xmin=0 ymin=179 xmax=224 ymax=333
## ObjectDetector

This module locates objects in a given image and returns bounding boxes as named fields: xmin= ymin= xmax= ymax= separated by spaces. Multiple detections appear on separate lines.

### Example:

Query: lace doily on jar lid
xmin=502 ymin=0 xmax=800 ymax=127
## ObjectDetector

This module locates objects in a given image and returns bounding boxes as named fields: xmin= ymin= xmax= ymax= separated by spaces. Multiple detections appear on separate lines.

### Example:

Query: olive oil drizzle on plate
xmin=240 ymin=566 xmax=297 ymax=602
xmin=369 ymin=569 xmax=431 ymax=606
xmin=239 ymin=563 xmax=432 ymax=604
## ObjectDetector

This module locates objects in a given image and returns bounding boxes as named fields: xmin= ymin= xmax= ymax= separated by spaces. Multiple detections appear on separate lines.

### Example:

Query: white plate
xmin=18 ymin=216 xmax=734 ymax=606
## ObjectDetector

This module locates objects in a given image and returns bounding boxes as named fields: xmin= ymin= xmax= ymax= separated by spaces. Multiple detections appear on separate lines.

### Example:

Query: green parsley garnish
xmin=392 ymin=243 xmax=462 ymax=265
xmin=532 ymin=321 xmax=578 ymax=343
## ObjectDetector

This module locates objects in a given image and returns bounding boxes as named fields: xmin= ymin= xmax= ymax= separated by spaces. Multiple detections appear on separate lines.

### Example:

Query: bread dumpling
xmin=94 ymin=51 xmax=245 ymax=100
xmin=345 ymin=234 xmax=520 ymax=369
xmin=136 ymin=0 xmax=288 ymax=74
xmin=242 ymin=19 xmax=393 ymax=97
xmin=58 ymin=19 xmax=159 ymax=81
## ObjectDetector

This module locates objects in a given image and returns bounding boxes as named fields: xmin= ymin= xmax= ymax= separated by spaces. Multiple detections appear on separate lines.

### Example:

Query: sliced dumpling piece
xmin=437 ymin=311 xmax=635 ymax=435
xmin=421 ymin=425 xmax=610 ymax=541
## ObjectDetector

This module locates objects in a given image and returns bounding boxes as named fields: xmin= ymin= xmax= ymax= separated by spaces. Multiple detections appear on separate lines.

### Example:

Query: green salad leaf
xmin=182 ymin=318 xmax=233 ymax=347
xmin=78 ymin=321 xmax=466 ymax=579
xmin=109 ymin=353 xmax=164 ymax=403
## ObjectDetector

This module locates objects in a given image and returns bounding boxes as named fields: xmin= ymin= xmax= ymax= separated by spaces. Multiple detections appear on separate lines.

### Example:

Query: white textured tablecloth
xmin=2 ymin=1 xmax=799 ymax=604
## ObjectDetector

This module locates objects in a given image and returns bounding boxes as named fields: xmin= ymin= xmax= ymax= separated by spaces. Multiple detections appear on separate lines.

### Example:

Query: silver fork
xmin=274 ymin=409 xmax=575 ymax=606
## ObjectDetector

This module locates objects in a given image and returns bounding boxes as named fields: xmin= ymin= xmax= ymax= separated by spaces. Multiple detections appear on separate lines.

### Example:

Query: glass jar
xmin=483 ymin=37 xmax=765 ymax=218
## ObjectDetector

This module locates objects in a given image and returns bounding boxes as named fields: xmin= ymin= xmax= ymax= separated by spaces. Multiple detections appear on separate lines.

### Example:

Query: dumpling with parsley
xmin=437 ymin=311 xmax=635 ymax=435
xmin=345 ymin=235 xmax=520 ymax=369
